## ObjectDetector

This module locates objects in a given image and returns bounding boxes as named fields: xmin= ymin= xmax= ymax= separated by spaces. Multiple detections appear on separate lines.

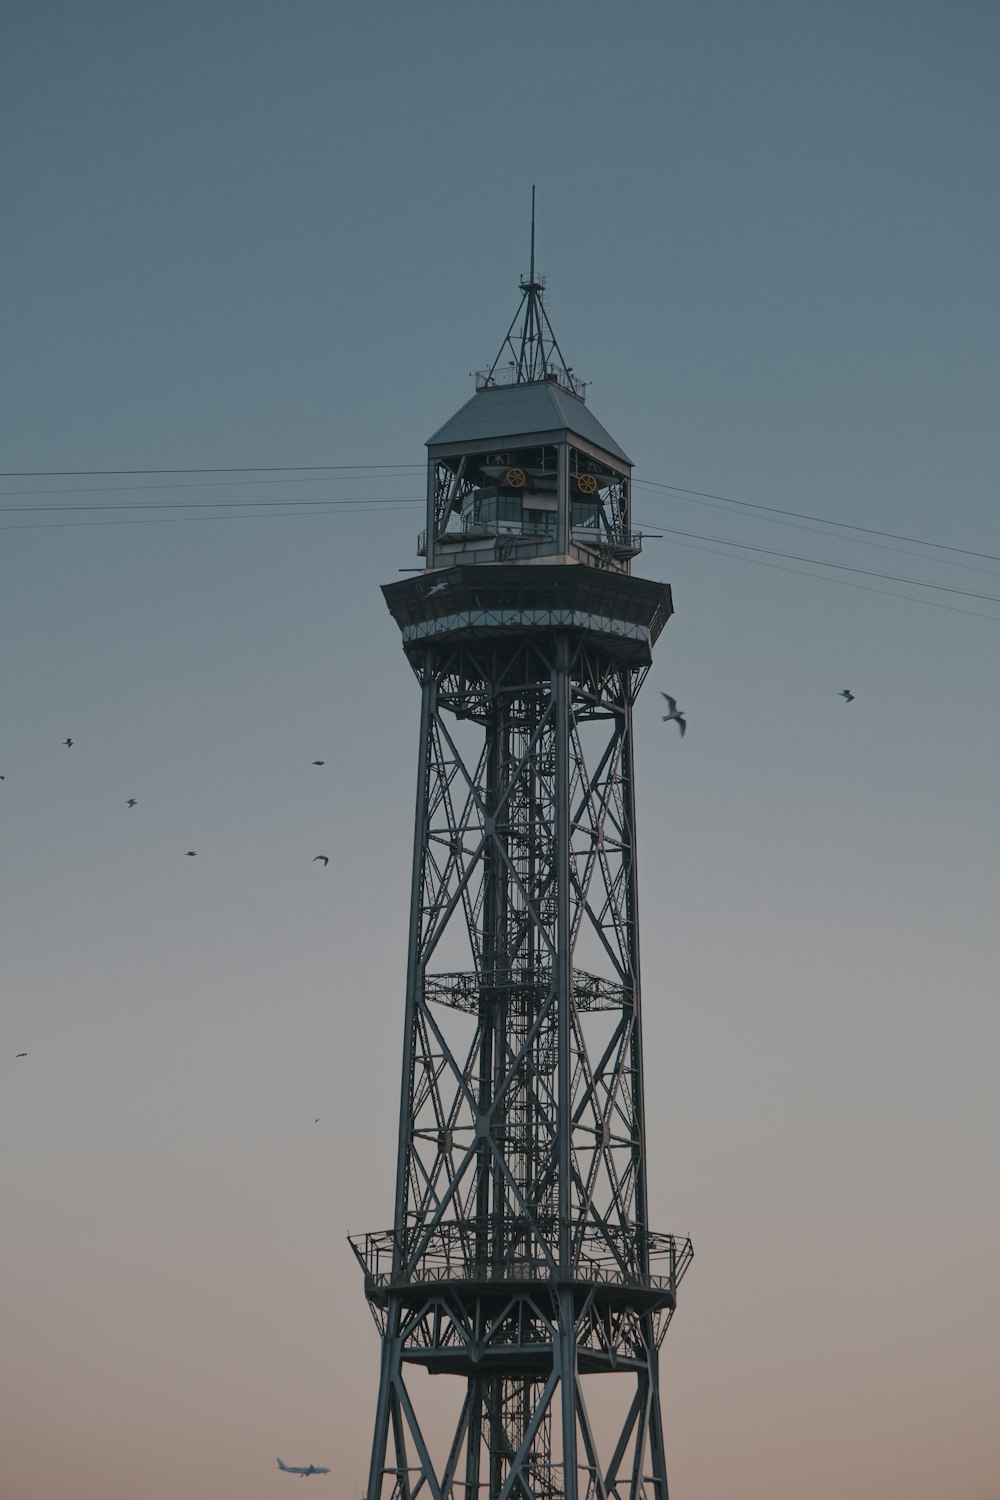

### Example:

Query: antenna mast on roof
xmin=529 ymin=181 xmax=536 ymax=285
xmin=481 ymin=187 xmax=584 ymax=398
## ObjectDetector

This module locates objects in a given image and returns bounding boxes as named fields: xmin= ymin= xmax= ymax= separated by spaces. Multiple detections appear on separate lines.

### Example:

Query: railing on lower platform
xmin=350 ymin=1219 xmax=693 ymax=1297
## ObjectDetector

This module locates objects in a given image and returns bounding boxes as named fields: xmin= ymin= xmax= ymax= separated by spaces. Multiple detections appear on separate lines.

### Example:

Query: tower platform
xmin=384 ymin=563 xmax=673 ymax=668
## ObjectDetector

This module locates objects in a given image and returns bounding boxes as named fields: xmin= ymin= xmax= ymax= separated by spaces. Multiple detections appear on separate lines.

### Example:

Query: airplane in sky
xmin=277 ymin=1458 xmax=331 ymax=1477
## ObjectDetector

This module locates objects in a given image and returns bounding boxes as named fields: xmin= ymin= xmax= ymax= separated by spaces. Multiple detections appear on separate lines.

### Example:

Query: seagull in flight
xmin=427 ymin=579 xmax=450 ymax=595
xmin=186 ymin=850 xmax=197 ymax=857
xmin=313 ymin=855 xmax=329 ymax=866
xmin=312 ymin=760 xmax=325 ymax=766
xmin=661 ymin=693 xmax=687 ymax=737
xmin=63 ymin=737 xmax=74 ymax=748
xmin=16 ymin=1052 xmax=27 ymax=1059
xmin=839 ymin=689 xmax=855 ymax=703
xmin=126 ymin=798 xmax=138 ymax=808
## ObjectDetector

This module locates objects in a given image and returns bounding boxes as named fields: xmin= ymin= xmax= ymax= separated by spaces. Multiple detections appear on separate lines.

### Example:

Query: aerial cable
xmin=635 ymin=484 xmax=1000 ymax=579
xmin=0 ymin=495 xmax=422 ymax=514
xmin=0 ymin=502 xmax=418 ymax=534
xmin=638 ymin=522 xmax=1000 ymax=603
xmin=0 ymin=462 xmax=417 ymax=477
xmin=0 ymin=472 xmax=422 ymax=499
xmin=636 ymin=477 xmax=999 ymax=565
xmin=662 ymin=534 xmax=1000 ymax=625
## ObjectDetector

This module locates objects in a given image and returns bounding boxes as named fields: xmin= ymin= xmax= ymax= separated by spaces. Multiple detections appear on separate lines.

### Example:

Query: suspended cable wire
xmin=635 ymin=477 xmax=1000 ymax=564
xmin=0 ymin=502 xmax=418 ymax=534
xmin=0 ymin=462 xmax=417 ymax=478
xmin=634 ymin=522 xmax=1000 ymax=602
xmin=661 ymin=534 xmax=1000 ymax=624
xmin=0 ymin=471 xmax=423 ymax=499
xmin=635 ymin=481 xmax=1000 ymax=579
xmin=0 ymin=496 xmax=422 ymax=514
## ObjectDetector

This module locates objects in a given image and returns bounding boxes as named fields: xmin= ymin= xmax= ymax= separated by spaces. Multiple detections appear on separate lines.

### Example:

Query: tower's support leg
xmin=367 ymin=1315 xmax=400 ymax=1500
xmin=465 ymin=1378 xmax=484 ymax=1500
xmin=642 ymin=1320 xmax=669 ymax=1500
xmin=556 ymin=1287 xmax=580 ymax=1500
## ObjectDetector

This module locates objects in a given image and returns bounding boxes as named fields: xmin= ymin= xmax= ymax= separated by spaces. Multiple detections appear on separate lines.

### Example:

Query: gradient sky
xmin=1 ymin=3 xmax=998 ymax=1498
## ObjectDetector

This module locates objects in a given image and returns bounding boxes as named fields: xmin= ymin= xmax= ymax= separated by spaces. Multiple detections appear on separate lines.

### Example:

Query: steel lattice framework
xmin=352 ymin=254 xmax=691 ymax=1500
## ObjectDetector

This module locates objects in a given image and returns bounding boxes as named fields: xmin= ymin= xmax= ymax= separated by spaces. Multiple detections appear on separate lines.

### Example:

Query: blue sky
xmin=1 ymin=4 xmax=998 ymax=1498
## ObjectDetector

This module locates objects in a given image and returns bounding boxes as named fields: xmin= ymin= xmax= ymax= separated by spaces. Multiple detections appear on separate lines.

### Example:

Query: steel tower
xmin=352 ymin=221 xmax=692 ymax=1500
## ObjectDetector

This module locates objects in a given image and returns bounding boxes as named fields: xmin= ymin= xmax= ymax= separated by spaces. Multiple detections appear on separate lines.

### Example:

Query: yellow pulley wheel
xmin=576 ymin=472 xmax=598 ymax=495
xmin=505 ymin=467 xmax=526 ymax=488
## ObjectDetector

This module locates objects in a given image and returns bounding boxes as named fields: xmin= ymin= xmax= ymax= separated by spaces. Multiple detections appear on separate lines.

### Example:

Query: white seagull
xmin=661 ymin=693 xmax=687 ymax=737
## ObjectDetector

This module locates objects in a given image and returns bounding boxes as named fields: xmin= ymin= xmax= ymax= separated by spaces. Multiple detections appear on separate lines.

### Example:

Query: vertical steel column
xmin=645 ymin=1337 xmax=670 ymax=1500
xmin=392 ymin=660 xmax=435 ymax=1272
xmin=556 ymin=1286 xmax=579 ymax=1500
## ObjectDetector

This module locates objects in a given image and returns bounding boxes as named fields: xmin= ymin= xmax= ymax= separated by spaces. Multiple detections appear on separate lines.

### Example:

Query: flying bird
xmin=63 ymin=737 xmax=74 ymax=748
xmin=313 ymin=855 xmax=329 ymax=866
xmin=186 ymin=850 xmax=197 ymax=857
xmin=660 ymin=693 xmax=687 ymax=737
xmin=16 ymin=1052 xmax=27 ymax=1058
xmin=126 ymin=798 xmax=138 ymax=808
xmin=427 ymin=579 xmax=450 ymax=595
xmin=839 ymin=689 xmax=855 ymax=703
xmin=312 ymin=760 xmax=325 ymax=766
xmin=314 ymin=1118 xmax=320 ymax=1124
xmin=277 ymin=1458 xmax=330 ymax=1477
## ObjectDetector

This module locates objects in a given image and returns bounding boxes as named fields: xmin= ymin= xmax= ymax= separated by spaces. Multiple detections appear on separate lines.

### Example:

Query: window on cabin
xmin=464 ymin=488 xmax=523 ymax=528
xmin=572 ymin=499 xmax=602 ymax=532
xmin=523 ymin=508 xmax=556 ymax=538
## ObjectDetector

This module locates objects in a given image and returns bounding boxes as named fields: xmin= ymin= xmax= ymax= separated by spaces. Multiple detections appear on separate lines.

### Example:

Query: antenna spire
xmin=478 ymin=188 xmax=586 ymax=399
xmin=529 ymin=183 xmax=536 ymax=287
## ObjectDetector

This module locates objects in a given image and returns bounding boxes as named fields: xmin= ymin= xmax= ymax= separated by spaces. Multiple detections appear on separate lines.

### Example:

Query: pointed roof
xmin=428 ymin=193 xmax=632 ymax=468
xmin=426 ymin=380 xmax=632 ymax=466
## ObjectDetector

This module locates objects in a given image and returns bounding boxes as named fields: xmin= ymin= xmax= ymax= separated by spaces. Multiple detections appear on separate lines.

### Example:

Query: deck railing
xmin=350 ymin=1219 xmax=693 ymax=1296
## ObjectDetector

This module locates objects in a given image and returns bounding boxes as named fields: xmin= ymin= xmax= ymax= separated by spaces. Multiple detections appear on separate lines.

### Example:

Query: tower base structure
xmin=352 ymin=567 xmax=691 ymax=1500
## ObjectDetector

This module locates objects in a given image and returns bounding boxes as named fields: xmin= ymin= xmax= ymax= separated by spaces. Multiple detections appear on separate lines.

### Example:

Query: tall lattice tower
xmin=351 ymin=215 xmax=693 ymax=1500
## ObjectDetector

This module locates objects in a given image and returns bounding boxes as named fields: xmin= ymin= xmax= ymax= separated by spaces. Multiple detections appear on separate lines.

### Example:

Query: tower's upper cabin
xmin=420 ymin=245 xmax=639 ymax=577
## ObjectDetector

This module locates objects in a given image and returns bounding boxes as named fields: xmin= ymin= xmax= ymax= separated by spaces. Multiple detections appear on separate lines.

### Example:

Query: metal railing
xmin=350 ymin=1219 xmax=693 ymax=1295
xmin=417 ymin=521 xmax=643 ymax=558
xmin=474 ymin=364 xmax=587 ymax=400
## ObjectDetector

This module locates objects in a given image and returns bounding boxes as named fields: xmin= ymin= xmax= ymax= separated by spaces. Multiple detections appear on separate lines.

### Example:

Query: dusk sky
xmin=1 ymin=3 xmax=998 ymax=1498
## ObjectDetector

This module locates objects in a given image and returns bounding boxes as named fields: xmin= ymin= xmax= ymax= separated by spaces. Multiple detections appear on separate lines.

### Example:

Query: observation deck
xmin=383 ymin=563 xmax=672 ymax=669
xmin=350 ymin=1220 xmax=693 ymax=1316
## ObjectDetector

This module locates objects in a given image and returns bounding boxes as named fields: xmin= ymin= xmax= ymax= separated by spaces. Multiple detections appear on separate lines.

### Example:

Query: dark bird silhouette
xmin=16 ymin=1052 xmax=27 ymax=1058
xmin=63 ymin=737 xmax=74 ymax=748
xmin=126 ymin=798 xmax=138 ymax=808
xmin=186 ymin=850 xmax=197 ymax=857
xmin=661 ymin=693 xmax=687 ymax=737
xmin=314 ymin=1118 xmax=320 ymax=1124
xmin=313 ymin=855 xmax=329 ymax=866
xmin=839 ymin=689 xmax=855 ymax=703
xmin=312 ymin=760 xmax=325 ymax=766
